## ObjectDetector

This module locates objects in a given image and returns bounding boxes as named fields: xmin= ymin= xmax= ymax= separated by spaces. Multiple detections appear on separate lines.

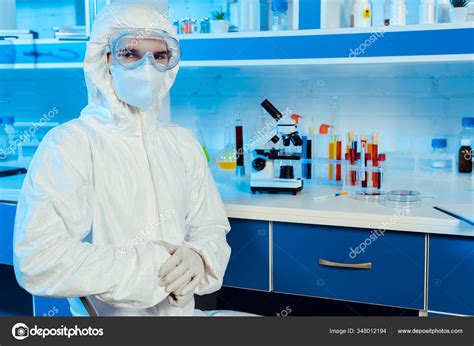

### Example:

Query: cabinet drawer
xmin=273 ymin=222 xmax=425 ymax=309
xmin=0 ymin=203 xmax=16 ymax=266
xmin=428 ymin=235 xmax=474 ymax=315
xmin=223 ymin=219 xmax=270 ymax=291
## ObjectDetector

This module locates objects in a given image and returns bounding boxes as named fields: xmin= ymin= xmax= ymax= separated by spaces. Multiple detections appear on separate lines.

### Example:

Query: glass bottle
xmin=227 ymin=0 xmax=239 ymax=32
xmin=272 ymin=0 xmax=288 ymax=31
xmin=431 ymin=138 xmax=448 ymax=169
xmin=459 ymin=117 xmax=474 ymax=144
xmin=459 ymin=139 xmax=472 ymax=174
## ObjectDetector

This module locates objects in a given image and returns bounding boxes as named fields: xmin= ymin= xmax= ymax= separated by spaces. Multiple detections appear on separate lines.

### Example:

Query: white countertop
xmin=1 ymin=168 xmax=473 ymax=237
xmin=214 ymin=171 xmax=474 ymax=237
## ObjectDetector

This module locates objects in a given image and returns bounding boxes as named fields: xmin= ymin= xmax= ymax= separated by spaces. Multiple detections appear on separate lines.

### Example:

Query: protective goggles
xmin=107 ymin=29 xmax=180 ymax=71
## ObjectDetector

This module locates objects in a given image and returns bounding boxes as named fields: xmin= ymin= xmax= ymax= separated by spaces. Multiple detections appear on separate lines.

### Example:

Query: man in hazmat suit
xmin=13 ymin=3 xmax=233 ymax=316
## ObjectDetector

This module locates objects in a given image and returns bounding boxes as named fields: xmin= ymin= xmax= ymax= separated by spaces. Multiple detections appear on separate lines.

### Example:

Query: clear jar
xmin=431 ymin=138 xmax=448 ymax=169
xmin=459 ymin=117 xmax=474 ymax=144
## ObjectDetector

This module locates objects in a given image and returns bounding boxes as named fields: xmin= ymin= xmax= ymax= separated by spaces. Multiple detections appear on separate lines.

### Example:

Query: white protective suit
xmin=13 ymin=3 xmax=232 ymax=316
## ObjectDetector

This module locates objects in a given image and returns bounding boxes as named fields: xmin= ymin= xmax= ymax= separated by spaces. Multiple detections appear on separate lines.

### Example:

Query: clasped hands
xmin=157 ymin=242 xmax=205 ymax=307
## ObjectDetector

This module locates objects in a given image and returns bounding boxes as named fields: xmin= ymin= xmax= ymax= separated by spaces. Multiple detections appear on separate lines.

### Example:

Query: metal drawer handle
xmin=319 ymin=258 xmax=372 ymax=270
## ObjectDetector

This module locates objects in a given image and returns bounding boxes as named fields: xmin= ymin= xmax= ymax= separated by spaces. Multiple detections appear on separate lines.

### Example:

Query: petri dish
xmin=384 ymin=190 xmax=421 ymax=208
xmin=353 ymin=190 xmax=385 ymax=203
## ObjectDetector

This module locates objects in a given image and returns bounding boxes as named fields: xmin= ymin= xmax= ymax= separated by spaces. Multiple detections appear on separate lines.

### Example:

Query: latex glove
xmin=158 ymin=245 xmax=205 ymax=296
xmin=168 ymin=292 xmax=194 ymax=307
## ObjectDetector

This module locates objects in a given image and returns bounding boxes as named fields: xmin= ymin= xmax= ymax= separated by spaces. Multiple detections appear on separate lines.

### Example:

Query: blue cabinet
xmin=428 ymin=235 xmax=474 ymax=315
xmin=223 ymin=218 xmax=270 ymax=291
xmin=0 ymin=203 xmax=16 ymax=265
xmin=33 ymin=297 xmax=72 ymax=317
xmin=273 ymin=222 xmax=425 ymax=309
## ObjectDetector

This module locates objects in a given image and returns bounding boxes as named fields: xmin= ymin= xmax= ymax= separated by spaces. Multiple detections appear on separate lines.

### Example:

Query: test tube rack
xmin=305 ymin=157 xmax=385 ymax=193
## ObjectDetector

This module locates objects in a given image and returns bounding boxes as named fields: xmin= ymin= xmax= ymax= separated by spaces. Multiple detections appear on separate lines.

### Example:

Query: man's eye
xmin=119 ymin=51 xmax=138 ymax=59
xmin=154 ymin=53 xmax=168 ymax=60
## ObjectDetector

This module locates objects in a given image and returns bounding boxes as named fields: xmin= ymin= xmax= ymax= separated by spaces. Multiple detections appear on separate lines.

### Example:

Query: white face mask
xmin=108 ymin=61 xmax=166 ymax=110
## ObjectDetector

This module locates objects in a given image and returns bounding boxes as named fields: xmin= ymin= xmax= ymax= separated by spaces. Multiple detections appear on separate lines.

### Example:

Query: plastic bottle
xmin=352 ymin=0 xmax=372 ymax=27
xmin=437 ymin=0 xmax=451 ymax=23
xmin=459 ymin=117 xmax=474 ymax=144
xmin=272 ymin=0 xmax=288 ymax=31
xmin=239 ymin=0 xmax=260 ymax=32
xmin=459 ymin=139 xmax=472 ymax=173
xmin=227 ymin=0 xmax=239 ymax=32
xmin=390 ymin=0 xmax=407 ymax=26
xmin=420 ymin=0 xmax=436 ymax=24
xmin=431 ymin=138 xmax=448 ymax=169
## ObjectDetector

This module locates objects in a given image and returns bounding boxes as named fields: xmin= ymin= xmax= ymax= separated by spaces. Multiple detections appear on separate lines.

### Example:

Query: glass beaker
xmin=216 ymin=123 xmax=237 ymax=170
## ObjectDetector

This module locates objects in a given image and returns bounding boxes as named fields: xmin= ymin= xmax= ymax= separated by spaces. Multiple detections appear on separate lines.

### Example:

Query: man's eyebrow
xmin=118 ymin=48 xmax=138 ymax=53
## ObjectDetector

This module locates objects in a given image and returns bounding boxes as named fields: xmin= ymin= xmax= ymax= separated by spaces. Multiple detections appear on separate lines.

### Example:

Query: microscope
xmin=250 ymin=99 xmax=304 ymax=195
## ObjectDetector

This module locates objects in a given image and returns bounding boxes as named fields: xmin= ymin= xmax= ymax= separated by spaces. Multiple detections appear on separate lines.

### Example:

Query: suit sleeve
xmin=13 ymin=125 xmax=170 ymax=309
xmin=182 ymin=131 xmax=232 ymax=295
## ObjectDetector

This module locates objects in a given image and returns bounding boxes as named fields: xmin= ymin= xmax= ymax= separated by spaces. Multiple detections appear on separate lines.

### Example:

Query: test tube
xmin=336 ymin=135 xmax=342 ymax=181
xmin=378 ymin=153 xmax=386 ymax=190
xmin=328 ymin=137 xmax=334 ymax=181
xmin=372 ymin=133 xmax=379 ymax=189
xmin=235 ymin=117 xmax=245 ymax=176
xmin=361 ymin=135 xmax=367 ymax=188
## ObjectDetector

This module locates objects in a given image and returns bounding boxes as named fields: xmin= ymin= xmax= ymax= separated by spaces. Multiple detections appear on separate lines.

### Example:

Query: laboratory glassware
xmin=193 ymin=128 xmax=210 ymax=162
xmin=390 ymin=0 xmax=407 ymax=25
xmin=239 ymin=0 xmax=260 ymax=32
xmin=235 ymin=116 xmax=245 ymax=176
xmin=352 ymin=0 xmax=373 ymax=27
xmin=217 ymin=123 xmax=237 ymax=171
xmin=272 ymin=0 xmax=289 ymax=31
xmin=384 ymin=190 xmax=422 ymax=208
xmin=173 ymin=20 xmax=180 ymax=34
xmin=437 ymin=0 xmax=452 ymax=22
xmin=227 ymin=0 xmax=240 ymax=32
xmin=200 ymin=18 xmax=211 ymax=33
xmin=459 ymin=117 xmax=474 ymax=144
xmin=420 ymin=0 xmax=436 ymax=24
xmin=431 ymin=138 xmax=448 ymax=169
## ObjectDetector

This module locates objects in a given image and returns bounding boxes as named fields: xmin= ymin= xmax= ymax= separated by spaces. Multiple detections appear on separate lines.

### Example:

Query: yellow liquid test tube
xmin=328 ymin=136 xmax=334 ymax=181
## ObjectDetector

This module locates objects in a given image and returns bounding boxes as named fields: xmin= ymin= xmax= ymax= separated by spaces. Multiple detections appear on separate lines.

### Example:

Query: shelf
xmin=178 ymin=23 xmax=474 ymax=66
xmin=0 ymin=24 xmax=473 ymax=69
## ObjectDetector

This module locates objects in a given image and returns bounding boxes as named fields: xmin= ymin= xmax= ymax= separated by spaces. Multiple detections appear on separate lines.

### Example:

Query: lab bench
xmin=0 ymin=173 xmax=473 ymax=316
